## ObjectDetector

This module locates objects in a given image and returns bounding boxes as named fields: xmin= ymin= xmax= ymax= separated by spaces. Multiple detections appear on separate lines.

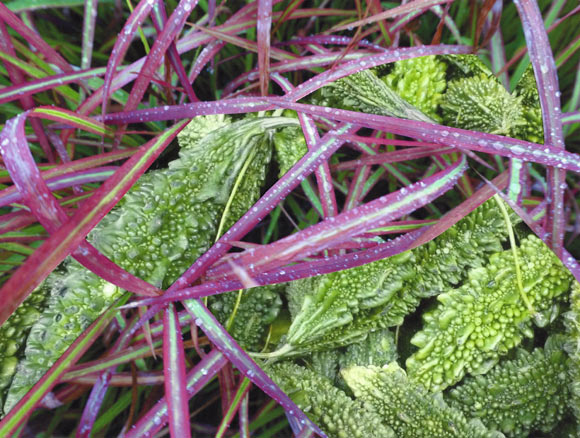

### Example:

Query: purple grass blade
xmin=0 ymin=20 xmax=55 ymax=161
xmin=279 ymin=35 xmax=386 ymax=51
xmin=223 ymin=52 xmax=372 ymax=96
xmin=514 ymin=0 xmax=566 ymax=256
xmin=76 ymin=313 xmax=141 ymax=437
xmin=0 ymin=4 xmax=72 ymax=72
xmin=185 ymin=40 xmax=226 ymax=92
xmin=151 ymin=0 xmax=198 ymax=103
xmin=66 ymin=372 xmax=165 ymax=387
xmin=101 ymin=0 xmax=156 ymax=117
xmin=296 ymin=124 xmax=337 ymax=217
xmin=44 ymin=127 xmax=72 ymax=166
xmin=0 ymin=149 xmax=136 ymax=206
xmin=0 ymin=112 xmax=68 ymax=232
xmin=562 ymin=59 xmax=580 ymax=136
xmin=487 ymin=2 xmax=509 ymax=87
xmin=238 ymin=391 xmax=250 ymax=438
xmin=124 ymin=0 xmax=198 ymax=113
xmin=208 ymin=0 xmax=216 ymax=23
xmin=76 ymin=371 xmax=112 ymax=438
xmin=0 ymin=294 xmax=129 ymax=437
xmin=348 ymin=131 xmax=495 ymax=178
xmin=0 ymin=167 xmax=116 ymax=207
xmin=308 ymin=137 xmax=337 ymax=218
xmin=0 ymin=67 xmax=109 ymax=106
xmin=272 ymin=73 xmax=338 ymax=218
xmin=333 ymin=146 xmax=454 ymax=170
xmin=183 ymin=299 xmax=325 ymax=437
xmin=209 ymin=155 xmax=467 ymax=275
xmin=271 ymin=0 xmax=304 ymax=35
xmin=332 ymin=0 xmax=452 ymax=31
xmin=257 ymin=0 xmax=273 ymax=96
xmin=125 ymin=349 xmax=227 ymax=438
xmin=104 ymin=97 xmax=274 ymax=124
xmin=163 ymin=303 xmax=192 ymax=438
xmin=31 ymin=106 xmax=114 ymax=136
xmin=123 ymin=232 xmax=420 ymax=309
xmin=0 ymin=211 xmax=37 ymax=234
xmin=266 ymin=101 xmax=580 ymax=172
xmin=64 ymin=343 xmax=163 ymax=380
xmin=218 ymin=363 xmax=236 ymax=415
xmin=344 ymin=163 xmax=371 ymax=211
xmin=555 ymin=34 xmax=580 ymax=67
xmin=562 ymin=111 xmax=580 ymax=125
xmin=215 ymin=378 xmax=252 ymax=437
xmin=430 ymin=4 xmax=462 ymax=43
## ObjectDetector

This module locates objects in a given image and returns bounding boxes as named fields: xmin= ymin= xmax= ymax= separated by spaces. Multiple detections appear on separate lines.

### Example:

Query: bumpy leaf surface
xmin=406 ymin=234 xmax=572 ymax=392
xmin=267 ymin=362 xmax=396 ymax=438
xmin=272 ymin=123 xmax=308 ymax=177
xmin=0 ymin=286 xmax=49 ymax=412
xmin=342 ymin=363 xmax=504 ymax=438
xmin=448 ymin=338 xmax=569 ymax=438
xmin=283 ymin=252 xmax=410 ymax=352
xmin=441 ymin=74 xmax=527 ymax=136
xmin=308 ymin=328 xmax=397 ymax=386
xmin=382 ymin=55 xmax=447 ymax=121
xmin=208 ymin=285 xmax=283 ymax=351
xmin=318 ymin=68 xmax=434 ymax=122
xmin=513 ymin=65 xmax=544 ymax=143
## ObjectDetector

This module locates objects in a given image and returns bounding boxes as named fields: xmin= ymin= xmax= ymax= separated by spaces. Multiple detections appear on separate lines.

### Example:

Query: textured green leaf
xmin=406 ymin=234 xmax=572 ymax=392
xmin=278 ymin=251 xmax=411 ymax=357
xmin=272 ymin=124 xmax=308 ymax=177
xmin=381 ymin=55 xmax=447 ymax=121
xmin=208 ymin=285 xmax=283 ymax=351
xmin=512 ymin=65 xmax=544 ymax=143
xmin=0 ymin=286 xmax=49 ymax=411
xmin=441 ymin=74 xmax=527 ymax=136
xmin=267 ymin=362 xmax=396 ymax=438
xmin=308 ymin=328 xmax=397 ymax=389
xmin=317 ymin=68 xmax=434 ymax=122
xmin=448 ymin=337 xmax=569 ymax=438
xmin=342 ymin=363 xmax=503 ymax=438
xmin=3 ymin=262 xmax=123 ymax=413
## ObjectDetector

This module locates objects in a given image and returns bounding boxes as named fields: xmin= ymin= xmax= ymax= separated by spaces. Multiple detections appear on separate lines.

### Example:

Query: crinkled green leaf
xmin=448 ymin=337 xmax=569 ymax=438
xmin=342 ymin=363 xmax=503 ymax=438
xmin=267 ymin=362 xmax=395 ymax=438
xmin=406 ymin=234 xmax=572 ymax=392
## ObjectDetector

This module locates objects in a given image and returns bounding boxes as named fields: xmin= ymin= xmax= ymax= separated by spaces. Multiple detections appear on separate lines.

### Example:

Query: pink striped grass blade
xmin=163 ymin=303 xmax=192 ymax=438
